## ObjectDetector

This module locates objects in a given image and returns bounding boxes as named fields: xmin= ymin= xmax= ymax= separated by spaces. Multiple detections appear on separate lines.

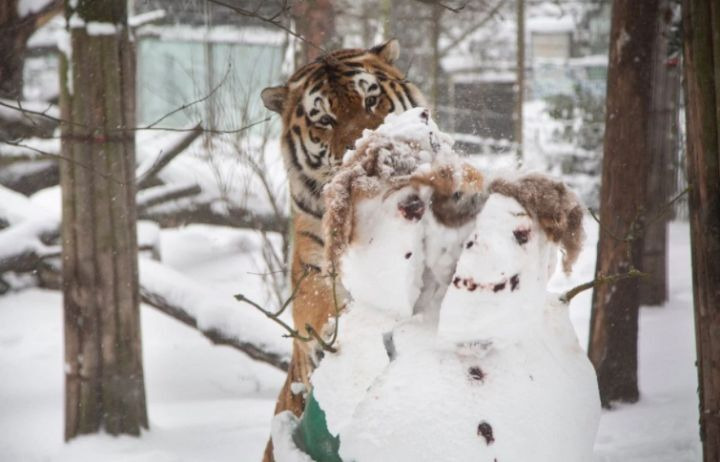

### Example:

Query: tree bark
xmin=640 ymin=0 xmax=680 ymax=306
xmin=430 ymin=3 xmax=442 ymax=111
xmin=291 ymin=0 xmax=336 ymax=65
xmin=515 ymin=0 xmax=525 ymax=159
xmin=683 ymin=1 xmax=720 ymax=460
xmin=587 ymin=0 xmax=660 ymax=408
xmin=60 ymin=0 xmax=148 ymax=440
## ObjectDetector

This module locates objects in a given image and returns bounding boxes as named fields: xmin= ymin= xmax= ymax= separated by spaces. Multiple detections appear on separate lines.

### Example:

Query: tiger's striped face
xmin=262 ymin=40 xmax=426 ymax=217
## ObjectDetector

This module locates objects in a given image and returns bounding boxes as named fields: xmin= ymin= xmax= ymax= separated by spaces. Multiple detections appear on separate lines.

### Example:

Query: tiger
xmin=260 ymin=39 xmax=426 ymax=461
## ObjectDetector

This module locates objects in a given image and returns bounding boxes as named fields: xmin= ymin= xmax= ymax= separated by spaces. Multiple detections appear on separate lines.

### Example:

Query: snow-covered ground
xmin=0 ymin=220 xmax=701 ymax=461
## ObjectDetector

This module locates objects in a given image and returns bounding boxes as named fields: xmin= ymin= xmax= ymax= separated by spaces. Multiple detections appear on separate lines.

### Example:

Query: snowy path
xmin=0 ymin=222 xmax=701 ymax=461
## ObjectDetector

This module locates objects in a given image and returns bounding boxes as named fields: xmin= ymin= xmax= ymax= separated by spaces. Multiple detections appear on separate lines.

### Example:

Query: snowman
xmin=270 ymin=108 xmax=485 ymax=462
xmin=338 ymin=174 xmax=601 ymax=462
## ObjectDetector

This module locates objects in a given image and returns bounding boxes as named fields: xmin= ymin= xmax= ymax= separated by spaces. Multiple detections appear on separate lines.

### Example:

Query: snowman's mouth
xmin=452 ymin=273 xmax=520 ymax=293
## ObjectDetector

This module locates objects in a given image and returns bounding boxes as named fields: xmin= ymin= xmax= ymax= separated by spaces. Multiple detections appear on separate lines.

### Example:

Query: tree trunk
xmin=0 ymin=0 xmax=62 ymax=100
xmin=430 ymin=3 xmax=442 ymax=111
xmin=682 ymin=1 xmax=720 ymax=460
xmin=291 ymin=0 xmax=336 ymax=65
xmin=587 ymin=0 xmax=660 ymax=408
xmin=515 ymin=0 xmax=525 ymax=159
xmin=640 ymin=0 xmax=680 ymax=306
xmin=60 ymin=0 xmax=148 ymax=440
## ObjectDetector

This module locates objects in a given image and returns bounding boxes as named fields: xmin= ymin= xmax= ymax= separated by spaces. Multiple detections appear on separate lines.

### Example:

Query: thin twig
xmin=644 ymin=186 xmax=690 ymax=229
xmin=588 ymin=207 xmax=625 ymax=242
xmin=0 ymin=95 xmax=272 ymax=134
xmin=207 ymin=0 xmax=327 ymax=57
xmin=438 ymin=0 xmax=507 ymax=55
xmin=561 ymin=268 xmax=648 ymax=304
xmin=0 ymin=139 xmax=125 ymax=184
xmin=144 ymin=66 xmax=231 ymax=129
xmin=234 ymin=269 xmax=314 ymax=341
xmin=234 ymin=266 xmax=345 ymax=354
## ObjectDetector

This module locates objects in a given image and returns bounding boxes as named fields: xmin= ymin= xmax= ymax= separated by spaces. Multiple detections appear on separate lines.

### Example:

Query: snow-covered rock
xmin=339 ymin=176 xmax=600 ymax=462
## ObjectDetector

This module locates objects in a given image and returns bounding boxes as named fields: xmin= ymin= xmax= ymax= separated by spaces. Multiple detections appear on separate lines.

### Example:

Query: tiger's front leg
xmin=262 ymin=231 xmax=339 ymax=462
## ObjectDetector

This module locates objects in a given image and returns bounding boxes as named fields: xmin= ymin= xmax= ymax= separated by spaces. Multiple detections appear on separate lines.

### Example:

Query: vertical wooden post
xmin=60 ymin=0 xmax=148 ymax=440
xmin=515 ymin=0 xmax=524 ymax=160
xmin=683 ymin=0 xmax=720 ymax=459
xmin=587 ymin=0 xmax=659 ymax=407
xmin=430 ymin=3 xmax=442 ymax=112
xmin=640 ymin=0 xmax=680 ymax=306
xmin=291 ymin=0 xmax=336 ymax=65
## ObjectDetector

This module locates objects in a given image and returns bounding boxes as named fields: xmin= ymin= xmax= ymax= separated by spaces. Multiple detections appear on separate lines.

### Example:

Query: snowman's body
xmin=339 ymin=193 xmax=601 ymax=462
xmin=338 ymin=302 xmax=599 ymax=462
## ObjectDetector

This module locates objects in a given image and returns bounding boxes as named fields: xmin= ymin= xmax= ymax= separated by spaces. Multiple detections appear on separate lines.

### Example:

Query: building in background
xmin=132 ymin=0 xmax=288 ymax=134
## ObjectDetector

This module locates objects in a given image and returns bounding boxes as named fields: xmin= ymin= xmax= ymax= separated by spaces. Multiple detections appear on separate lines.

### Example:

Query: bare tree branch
xmin=561 ymin=268 xmax=648 ymax=304
xmin=144 ymin=67 xmax=230 ymax=130
xmin=439 ymin=0 xmax=507 ymax=56
xmin=414 ymin=0 xmax=470 ymax=14
xmin=235 ymin=265 xmax=345 ymax=354
xmin=136 ymin=123 xmax=203 ymax=188
xmin=137 ymin=183 xmax=203 ymax=212
xmin=0 ymin=95 xmax=272 ymax=134
xmin=206 ymin=0 xmax=327 ymax=57
xmin=0 ymin=138 xmax=125 ymax=184
xmin=139 ymin=202 xmax=287 ymax=233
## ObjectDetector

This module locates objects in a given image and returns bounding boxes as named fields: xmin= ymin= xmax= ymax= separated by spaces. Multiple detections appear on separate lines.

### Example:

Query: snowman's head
xmin=336 ymin=183 xmax=431 ymax=316
xmin=438 ymin=174 xmax=584 ymax=343
xmin=322 ymin=122 xmax=434 ymax=317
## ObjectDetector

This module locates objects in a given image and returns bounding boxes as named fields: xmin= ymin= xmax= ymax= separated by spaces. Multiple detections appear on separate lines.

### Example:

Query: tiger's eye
xmin=365 ymin=96 xmax=377 ymax=107
xmin=513 ymin=228 xmax=530 ymax=245
xmin=319 ymin=115 xmax=333 ymax=126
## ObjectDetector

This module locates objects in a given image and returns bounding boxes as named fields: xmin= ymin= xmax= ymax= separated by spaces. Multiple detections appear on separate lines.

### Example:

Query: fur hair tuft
xmin=488 ymin=174 xmax=585 ymax=274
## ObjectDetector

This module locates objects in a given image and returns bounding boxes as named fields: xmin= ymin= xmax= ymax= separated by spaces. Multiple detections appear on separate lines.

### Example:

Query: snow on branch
xmin=128 ymin=9 xmax=166 ymax=28
xmin=0 ymin=216 xmax=57 ymax=274
xmin=139 ymin=259 xmax=290 ymax=371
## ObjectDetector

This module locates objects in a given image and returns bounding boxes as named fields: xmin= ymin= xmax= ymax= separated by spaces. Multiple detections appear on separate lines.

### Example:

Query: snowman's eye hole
xmin=398 ymin=194 xmax=425 ymax=221
xmin=513 ymin=228 xmax=530 ymax=245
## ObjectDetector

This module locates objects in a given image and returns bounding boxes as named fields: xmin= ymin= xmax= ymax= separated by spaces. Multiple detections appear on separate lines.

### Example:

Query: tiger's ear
xmin=370 ymin=39 xmax=400 ymax=64
xmin=261 ymin=86 xmax=288 ymax=114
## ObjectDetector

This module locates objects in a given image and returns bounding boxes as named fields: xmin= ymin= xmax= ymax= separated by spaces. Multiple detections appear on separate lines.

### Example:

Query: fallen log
xmin=138 ymin=257 xmax=291 ymax=371
xmin=141 ymin=286 xmax=290 ymax=372
xmin=140 ymin=201 xmax=288 ymax=234
xmin=12 ymin=256 xmax=291 ymax=372
xmin=0 ymin=159 xmax=59 ymax=195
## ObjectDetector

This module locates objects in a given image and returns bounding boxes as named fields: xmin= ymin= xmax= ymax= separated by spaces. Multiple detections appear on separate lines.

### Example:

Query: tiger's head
xmin=261 ymin=40 xmax=426 ymax=216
